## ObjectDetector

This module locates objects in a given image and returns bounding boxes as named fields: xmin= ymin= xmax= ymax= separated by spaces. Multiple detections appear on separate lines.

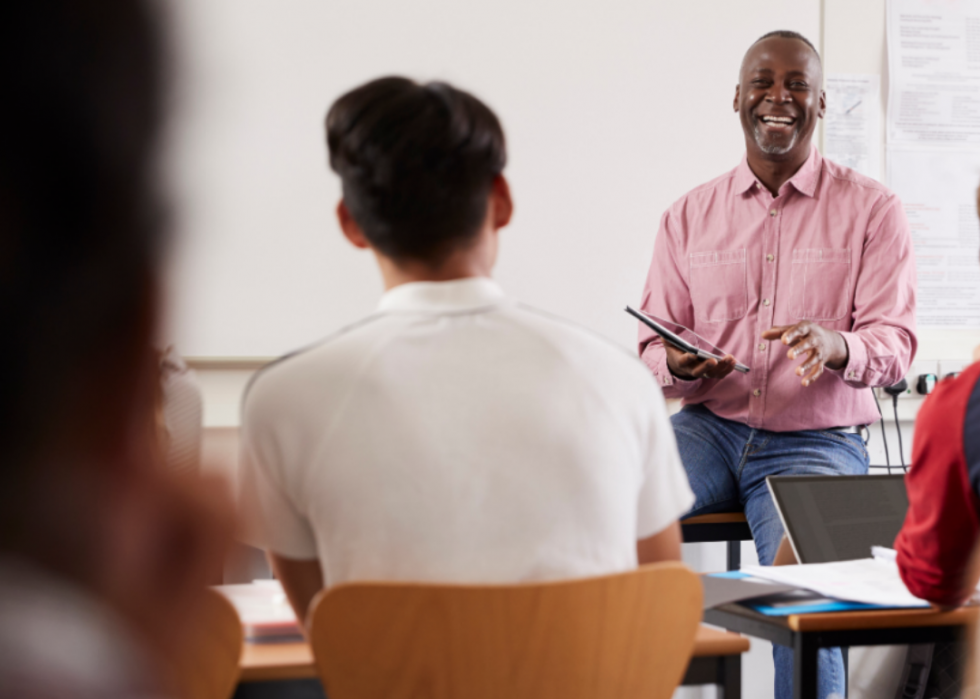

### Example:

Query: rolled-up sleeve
xmin=837 ymin=195 xmax=917 ymax=389
xmin=638 ymin=209 xmax=705 ymax=398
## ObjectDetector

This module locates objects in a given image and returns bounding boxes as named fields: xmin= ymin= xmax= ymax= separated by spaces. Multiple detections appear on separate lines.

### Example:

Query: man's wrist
xmin=825 ymin=331 xmax=850 ymax=371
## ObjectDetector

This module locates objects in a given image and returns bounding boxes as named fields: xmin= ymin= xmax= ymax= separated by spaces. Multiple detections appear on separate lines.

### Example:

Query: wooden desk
xmin=239 ymin=625 xmax=750 ymax=698
xmin=240 ymin=641 xmax=315 ymax=683
xmin=705 ymin=603 xmax=979 ymax=699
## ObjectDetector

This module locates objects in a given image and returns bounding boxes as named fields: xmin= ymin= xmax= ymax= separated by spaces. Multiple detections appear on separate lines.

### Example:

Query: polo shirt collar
xmin=734 ymin=145 xmax=822 ymax=198
xmin=377 ymin=277 xmax=507 ymax=313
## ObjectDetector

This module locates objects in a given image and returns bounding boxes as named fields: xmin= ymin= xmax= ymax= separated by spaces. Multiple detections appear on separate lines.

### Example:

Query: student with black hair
xmin=0 ymin=2 xmax=232 ymax=697
xmin=238 ymin=77 xmax=695 ymax=623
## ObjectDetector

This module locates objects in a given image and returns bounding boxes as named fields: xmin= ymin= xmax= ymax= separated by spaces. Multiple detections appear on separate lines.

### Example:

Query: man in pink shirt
xmin=637 ymin=30 xmax=916 ymax=699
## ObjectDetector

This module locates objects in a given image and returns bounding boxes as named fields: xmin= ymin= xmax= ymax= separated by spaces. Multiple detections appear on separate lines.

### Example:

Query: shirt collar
xmin=734 ymin=145 xmax=822 ymax=198
xmin=377 ymin=277 xmax=507 ymax=313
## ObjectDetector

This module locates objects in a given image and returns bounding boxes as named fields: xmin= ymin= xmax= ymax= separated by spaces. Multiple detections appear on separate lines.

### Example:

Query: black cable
xmin=873 ymin=388 xmax=892 ymax=475
xmin=892 ymin=394 xmax=907 ymax=472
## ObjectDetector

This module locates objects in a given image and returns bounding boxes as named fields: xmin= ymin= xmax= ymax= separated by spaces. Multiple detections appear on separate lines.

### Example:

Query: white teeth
xmin=761 ymin=116 xmax=793 ymax=124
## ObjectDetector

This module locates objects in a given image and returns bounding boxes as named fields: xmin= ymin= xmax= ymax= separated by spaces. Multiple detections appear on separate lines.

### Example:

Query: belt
xmin=826 ymin=425 xmax=865 ymax=434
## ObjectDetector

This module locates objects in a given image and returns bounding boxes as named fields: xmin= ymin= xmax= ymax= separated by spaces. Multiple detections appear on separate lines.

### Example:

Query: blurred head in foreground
xmin=0 ymin=2 xmax=230 ymax=696
xmin=326 ymin=76 xmax=512 ymax=284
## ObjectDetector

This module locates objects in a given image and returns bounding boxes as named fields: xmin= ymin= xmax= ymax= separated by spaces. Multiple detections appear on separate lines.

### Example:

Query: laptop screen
xmin=767 ymin=474 xmax=909 ymax=564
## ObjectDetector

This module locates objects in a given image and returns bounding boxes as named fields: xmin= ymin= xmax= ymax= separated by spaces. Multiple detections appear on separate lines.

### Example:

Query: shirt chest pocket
xmin=791 ymin=248 xmax=851 ymax=321
xmin=689 ymin=249 xmax=747 ymax=323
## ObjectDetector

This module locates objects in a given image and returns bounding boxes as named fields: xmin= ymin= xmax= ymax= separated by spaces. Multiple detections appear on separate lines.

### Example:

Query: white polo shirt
xmin=239 ymin=278 xmax=693 ymax=587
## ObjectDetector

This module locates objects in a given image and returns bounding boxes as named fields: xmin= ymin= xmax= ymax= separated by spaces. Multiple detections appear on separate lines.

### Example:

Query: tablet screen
xmin=768 ymin=474 xmax=908 ymax=564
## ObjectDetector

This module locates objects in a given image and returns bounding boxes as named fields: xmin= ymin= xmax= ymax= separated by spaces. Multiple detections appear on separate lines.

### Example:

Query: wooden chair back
xmin=174 ymin=588 xmax=243 ymax=699
xmin=308 ymin=562 xmax=702 ymax=699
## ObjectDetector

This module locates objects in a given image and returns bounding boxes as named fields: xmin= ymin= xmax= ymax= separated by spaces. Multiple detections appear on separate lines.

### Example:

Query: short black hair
xmin=752 ymin=30 xmax=821 ymax=64
xmin=0 ymin=0 xmax=163 ymax=541
xmin=326 ymin=77 xmax=507 ymax=264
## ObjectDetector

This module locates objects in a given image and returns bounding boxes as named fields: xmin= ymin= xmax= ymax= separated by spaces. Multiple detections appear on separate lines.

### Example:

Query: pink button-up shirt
xmin=638 ymin=148 xmax=917 ymax=432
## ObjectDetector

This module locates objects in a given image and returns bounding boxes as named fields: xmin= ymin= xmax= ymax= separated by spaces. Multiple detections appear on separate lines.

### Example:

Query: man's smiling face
xmin=734 ymin=36 xmax=825 ymax=161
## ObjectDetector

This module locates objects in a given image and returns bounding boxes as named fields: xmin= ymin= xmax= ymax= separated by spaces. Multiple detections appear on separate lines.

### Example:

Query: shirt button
xmin=763 ymin=298 xmax=771 ymax=306
xmin=753 ymin=389 xmax=762 ymax=397
xmin=767 ymin=254 xmax=774 ymax=262
xmin=769 ymin=209 xmax=778 ymax=217
xmin=758 ymin=343 xmax=766 ymax=351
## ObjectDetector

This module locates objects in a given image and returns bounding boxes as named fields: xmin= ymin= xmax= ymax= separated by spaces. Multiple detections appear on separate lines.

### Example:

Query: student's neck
xmin=377 ymin=249 xmax=493 ymax=291
xmin=745 ymin=146 xmax=810 ymax=197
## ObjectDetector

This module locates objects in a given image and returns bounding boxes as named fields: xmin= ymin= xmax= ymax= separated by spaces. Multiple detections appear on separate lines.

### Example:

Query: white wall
xmin=163 ymin=0 xmax=820 ymax=359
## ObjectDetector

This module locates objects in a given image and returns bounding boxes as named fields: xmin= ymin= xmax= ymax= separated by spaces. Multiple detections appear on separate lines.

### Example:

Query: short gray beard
xmin=753 ymin=124 xmax=798 ymax=155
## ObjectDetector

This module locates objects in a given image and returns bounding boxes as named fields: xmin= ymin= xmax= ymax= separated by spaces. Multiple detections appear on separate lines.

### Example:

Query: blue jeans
xmin=672 ymin=404 xmax=869 ymax=699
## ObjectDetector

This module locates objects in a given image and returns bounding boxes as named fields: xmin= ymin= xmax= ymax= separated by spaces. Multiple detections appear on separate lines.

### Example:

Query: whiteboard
xmin=162 ymin=0 xmax=820 ymax=358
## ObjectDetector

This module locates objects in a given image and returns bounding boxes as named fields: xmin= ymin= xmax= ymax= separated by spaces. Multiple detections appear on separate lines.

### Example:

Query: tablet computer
xmin=625 ymin=306 xmax=750 ymax=374
xmin=767 ymin=474 xmax=908 ymax=564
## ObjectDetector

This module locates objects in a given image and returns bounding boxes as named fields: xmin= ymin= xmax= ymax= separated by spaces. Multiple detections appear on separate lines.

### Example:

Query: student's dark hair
xmin=326 ymin=77 xmax=507 ymax=263
xmin=753 ymin=30 xmax=821 ymax=63
xmin=0 ymin=1 xmax=164 ymax=544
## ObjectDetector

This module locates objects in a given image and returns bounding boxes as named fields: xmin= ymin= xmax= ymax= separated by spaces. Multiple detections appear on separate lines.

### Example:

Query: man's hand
xmin=664 ymin=342 xmax=737 ymax=381
xmin=762 ymin=321 xmax=848 ymax=387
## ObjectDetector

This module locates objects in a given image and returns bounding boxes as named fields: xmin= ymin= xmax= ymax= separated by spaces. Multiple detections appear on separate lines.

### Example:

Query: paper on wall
xmin=887 ymin=148 xmax=980 ymax=328
xmin=825 ymin=74 xmax=882 ymax=181
xmin=887 ymin=0 xmax=980 ymax=146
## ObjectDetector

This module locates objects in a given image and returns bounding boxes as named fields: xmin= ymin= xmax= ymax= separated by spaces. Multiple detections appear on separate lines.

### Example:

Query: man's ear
xmin=733 ymin=85 xmax=740 ymax=113
xmin=489 ymin=175 xmax=513 ymax=231
xmin=817 ymin=88 xmax=827 ymax=119
xmin=337 ymin=200 xmax=370 ymax=249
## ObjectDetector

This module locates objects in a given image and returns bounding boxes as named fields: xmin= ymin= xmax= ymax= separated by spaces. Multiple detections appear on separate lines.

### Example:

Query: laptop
xmin=766 ymin=474 xmax=909 ymax=564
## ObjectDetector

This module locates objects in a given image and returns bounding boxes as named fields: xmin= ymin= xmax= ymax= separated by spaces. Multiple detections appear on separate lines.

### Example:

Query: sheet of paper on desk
xmin=702 ymin=572 xmax=797 ymax=609
xmin=215 ymin=580 xmax=302 ymax=639
xmin=741 ymin=558 xmax=930 ymax=609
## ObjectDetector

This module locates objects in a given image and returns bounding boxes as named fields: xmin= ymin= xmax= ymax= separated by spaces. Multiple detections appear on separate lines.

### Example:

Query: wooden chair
xmin=174 ymin=588 xmax=244 ymax=699
xmin=308 ymin=562 xmax=702 ymax=699
xmin=680 ymin=511 xmax=753 ymax=571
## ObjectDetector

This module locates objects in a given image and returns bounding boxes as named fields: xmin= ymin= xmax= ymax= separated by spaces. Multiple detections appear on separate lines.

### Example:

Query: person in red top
xmin=895 ymin=360 xmax=980 ymax=607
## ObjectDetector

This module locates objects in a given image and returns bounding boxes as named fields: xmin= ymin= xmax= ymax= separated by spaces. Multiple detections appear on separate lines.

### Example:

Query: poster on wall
xmin=825 ymin=74 xmax=882 ymax=181
xmin=887 ymin=148 xmax=980 ymax=328
xmin=886 ymin=0 xmax=980 ymax=146
xmin=887 ymin=0 xmax=980 ymax=328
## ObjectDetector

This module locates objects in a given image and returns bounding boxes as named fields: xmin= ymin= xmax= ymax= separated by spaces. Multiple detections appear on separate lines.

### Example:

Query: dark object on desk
xmin=767 ymin=474 xmax=908 ymax=564
xmin=234 ymin=679 xmax=327 ymax=699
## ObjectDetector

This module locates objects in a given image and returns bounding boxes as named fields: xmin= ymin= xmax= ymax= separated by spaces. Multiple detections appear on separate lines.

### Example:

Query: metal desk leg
xmin=727 ymin=540 xmax=741 ymax=571
xmin=794 ymin=635 xmax=819 ymax=699
xmin=722 ymin=653 xmax=742 ymax=699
